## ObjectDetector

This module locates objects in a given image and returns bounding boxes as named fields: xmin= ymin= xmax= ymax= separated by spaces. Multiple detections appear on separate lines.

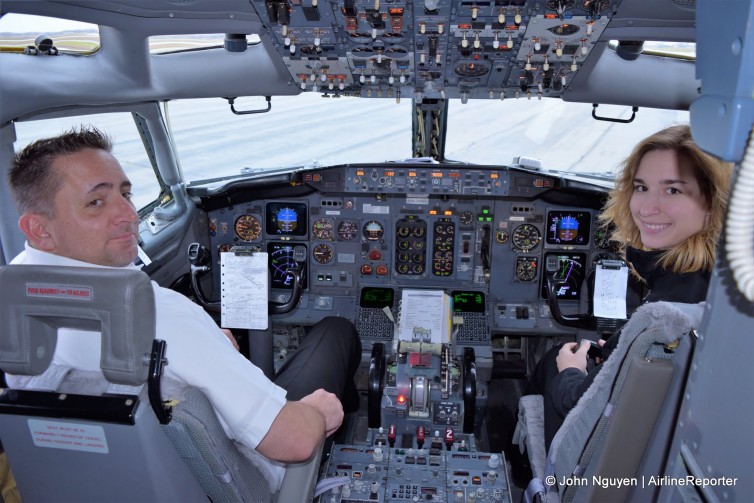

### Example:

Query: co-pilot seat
xmin=0 ymin=264 xmax=320 ymax=503
xmin=513 ymin=301 xmax=704 ymax=503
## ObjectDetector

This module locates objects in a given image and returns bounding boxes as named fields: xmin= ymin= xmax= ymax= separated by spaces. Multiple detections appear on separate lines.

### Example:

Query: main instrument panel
xmin=199 ymin=163 xmax=613 ymax=356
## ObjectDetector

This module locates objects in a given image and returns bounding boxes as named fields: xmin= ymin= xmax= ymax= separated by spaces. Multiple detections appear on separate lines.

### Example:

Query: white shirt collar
xmin=12 ymin=242 xmax=141 ymax=271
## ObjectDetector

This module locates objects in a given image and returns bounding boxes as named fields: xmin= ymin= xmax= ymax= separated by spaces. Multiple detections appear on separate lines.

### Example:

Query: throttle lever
xmin=462 ymin=347 xmax=476 ymax=433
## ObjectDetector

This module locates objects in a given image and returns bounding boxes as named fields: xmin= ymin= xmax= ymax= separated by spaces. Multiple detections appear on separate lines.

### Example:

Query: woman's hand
xmin=556 ymin=340 xmax=591 ymax=373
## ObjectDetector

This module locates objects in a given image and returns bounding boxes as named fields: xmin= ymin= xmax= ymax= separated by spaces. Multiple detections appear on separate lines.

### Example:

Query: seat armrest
xmin=277 ymin=438 xmax=324 ymax=502
xmin=513 ymin=394 xmax=547 ymax=480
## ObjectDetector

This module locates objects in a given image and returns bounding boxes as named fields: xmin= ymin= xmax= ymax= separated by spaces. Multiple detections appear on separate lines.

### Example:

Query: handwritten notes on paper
xmin=221 ymin=252 xmax=269 ymax=329
xmin=593 ymin=264 xmax=629 ymax=319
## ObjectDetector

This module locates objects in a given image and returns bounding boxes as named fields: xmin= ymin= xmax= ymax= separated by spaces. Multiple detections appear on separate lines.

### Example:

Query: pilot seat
xmin=512 ymin=300 xmax=704 ymax=502
xmin=0 ymin=264 xmax=320 ymax=502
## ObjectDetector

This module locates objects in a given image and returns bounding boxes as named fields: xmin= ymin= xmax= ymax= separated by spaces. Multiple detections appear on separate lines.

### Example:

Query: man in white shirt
xmin=6 ymin=126 xmax=361 ymax=490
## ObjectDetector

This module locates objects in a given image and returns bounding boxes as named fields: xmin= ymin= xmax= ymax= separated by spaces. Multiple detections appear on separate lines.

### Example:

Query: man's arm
xmin=255 ymin=388 xmax=343 ymax=463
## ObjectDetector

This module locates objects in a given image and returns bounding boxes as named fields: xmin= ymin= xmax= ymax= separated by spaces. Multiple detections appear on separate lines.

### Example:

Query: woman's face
xmin=629 ymin=149 xmax=709 ymax=250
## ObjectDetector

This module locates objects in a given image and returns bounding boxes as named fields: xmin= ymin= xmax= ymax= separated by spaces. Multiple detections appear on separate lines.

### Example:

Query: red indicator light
xmin=397 ymin=395 xmax=407 ymax=404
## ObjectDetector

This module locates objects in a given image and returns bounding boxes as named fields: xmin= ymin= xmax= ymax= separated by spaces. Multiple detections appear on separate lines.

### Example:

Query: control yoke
xmin=547 ymin=259 xmax=630 ymax=335
xmin=268 ymin=268 xmax=303 ymax=315
xmin=187 ymin=243 xmax=303 ymax=315
xmin=188 ymin=243 xmax=220 ymax=313
xmin=546 ymin=274 xmax=595 ymax=330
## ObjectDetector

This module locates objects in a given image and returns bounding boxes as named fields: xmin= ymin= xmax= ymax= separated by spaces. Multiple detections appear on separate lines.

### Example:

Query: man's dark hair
xmin=9 ymin=126 xmax=113 ymax=218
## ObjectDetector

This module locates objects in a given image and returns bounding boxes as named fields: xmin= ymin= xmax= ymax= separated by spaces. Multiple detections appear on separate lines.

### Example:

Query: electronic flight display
xmin=267 ymin=242 xmax=307 ymax=289
xmin=546 ymin=210 xmax=591 ymax=246
xmin=541 ymin=253 xmax=587 ymax=300
xmin=266 ymin=202 xmax=307 ymax=236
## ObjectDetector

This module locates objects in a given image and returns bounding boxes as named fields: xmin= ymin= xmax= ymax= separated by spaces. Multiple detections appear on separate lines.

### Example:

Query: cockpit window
xmin=443 ymin=101 xmax=689 ymax=174
xmin=0 ymin=14 xmax=99 ymax=54
xmin=166 ymin=96 xmax=688 ymax=183
xmin=0 ymin=17 xmax=261 ymax=55
xmin=167 ymin=96 xmax=413 ymax=182
xmin=608 ymin=41 xmax=696 ymax=60
xmin=149 ymin=34 xmax=261 ymax=54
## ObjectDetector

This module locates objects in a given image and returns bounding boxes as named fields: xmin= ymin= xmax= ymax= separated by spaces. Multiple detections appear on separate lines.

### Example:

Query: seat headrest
xmin=0 ymin=265 xmax=155 ymax=385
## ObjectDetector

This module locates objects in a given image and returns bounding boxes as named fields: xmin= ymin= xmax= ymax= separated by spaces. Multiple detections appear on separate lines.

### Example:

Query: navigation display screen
xmin=266 ymin=202 xmax=307 ymax=236
xmin=541 ymin=253 xmax=587 ymax=300
xmin=545 ymin=210 xmax=591 ymax=246
xmin=267 ymin=242 xmax=307 ymax=289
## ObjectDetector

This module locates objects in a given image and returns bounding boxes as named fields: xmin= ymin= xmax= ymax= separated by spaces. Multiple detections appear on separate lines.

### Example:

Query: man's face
xmin=37 ymin=148 xmax=139 ymax=267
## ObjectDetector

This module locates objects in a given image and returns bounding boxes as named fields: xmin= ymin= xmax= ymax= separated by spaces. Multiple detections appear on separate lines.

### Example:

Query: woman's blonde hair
xmin=599 ymin=124 xmax=732 ymax=273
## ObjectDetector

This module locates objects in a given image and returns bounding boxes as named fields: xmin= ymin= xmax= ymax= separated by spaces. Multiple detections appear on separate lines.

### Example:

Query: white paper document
xmin=397 ymin=289 xmax=451 ymax=343
xmin=220 ymin=252 xmax=269 ymax=329
xmin=593 ymin=264 xmax=629 ymax=319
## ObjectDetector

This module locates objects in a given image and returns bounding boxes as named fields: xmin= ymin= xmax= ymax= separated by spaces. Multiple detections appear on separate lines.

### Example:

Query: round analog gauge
xmin=363 ymin=220 xmax=385 ymax=241
xmin=234 ymin=214 xmax=261 ymax=242
xmin=312 ymin=218 xmax=334 ymax=240
xmin=548 ymin=23 xmax=580 ymax=36
xmin=495 ymin=230 xmax=510 ymax=244
xmin=516 ymin=257 xmax=538 ymax=282
xmin=313 ymin=243 xmax=334 ymax=264
xmin=337 ymin=219 xmax=359 ymax=241
xmin=512 ymin=224 xmax=542 ymax=251
xmin=454 ymin=62 xmax=490 ymax=77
